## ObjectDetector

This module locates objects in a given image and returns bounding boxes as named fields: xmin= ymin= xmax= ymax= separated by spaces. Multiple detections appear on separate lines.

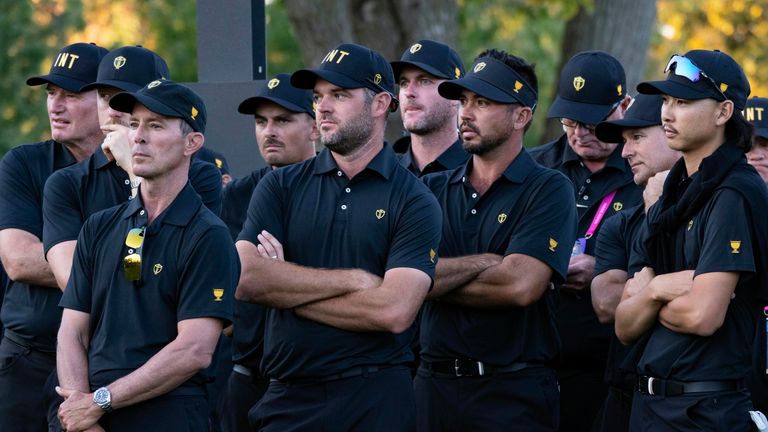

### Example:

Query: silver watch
xmin=93 ymin=387 xmax=113 ymax=413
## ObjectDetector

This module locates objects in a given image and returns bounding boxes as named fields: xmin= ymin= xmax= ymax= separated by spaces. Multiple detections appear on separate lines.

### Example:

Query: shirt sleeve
xmin=177 ymin=225 xmax=238 ymax=324
xmin=0 ymin=148 xmax=44 ymax=236
xmin=59 ymin=216 xmax=96 ymax=313
xmin=594 ymin=211 xmax=628 ymax=275
xmin=505 ymin=172 xmax=577 ymax=283
xmin=385 ymin=182 xmax=442 ymax=280
xmin=190 ymin=159 xmax=223 ymax=217
xmin=694 ymin=189 xmax=756 ymax=276
xmin=237 ymin=170 xmax=285 ymax=246
xmin=43 ymin=169 xmax=84 ymax=254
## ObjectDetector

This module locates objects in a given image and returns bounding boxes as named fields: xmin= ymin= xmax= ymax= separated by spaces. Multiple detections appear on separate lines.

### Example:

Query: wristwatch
xmin=93 ymin=387 xmax=113 ymax=413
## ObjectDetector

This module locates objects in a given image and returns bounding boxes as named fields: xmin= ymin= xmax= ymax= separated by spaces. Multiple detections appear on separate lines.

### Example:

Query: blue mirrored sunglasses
xmin=664 ymin=54 xmax=726 ymax=99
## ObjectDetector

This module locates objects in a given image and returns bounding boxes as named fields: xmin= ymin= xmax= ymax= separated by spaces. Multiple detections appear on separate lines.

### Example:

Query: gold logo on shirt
xmin=730 ymin=240 xmax=741 ymax=254
xmin=409 ymin=43 xmax=422 ymax=54
xmin=497 ymin=213 xmax=507 ymax=224
xmin=429 ymin=248 xmax=436 ymax=263
xmin=153 ymin=264 xmax=163 ymax=275
xmin=549 ymin=238 xmax=558 ymax=252
xmin=113 ymin=56 xmax=126 ymax=70
xmin=375 ymin=209 xmax=386 ymax=219
xmin=213 ymin=288 xmax=224 ymax=301
xmin=267 ymin=78 xmax=280 ymax=89
xmin=573 ymin=76 xmax=585 ymax=91
xmin=613 ymin=202 xmax=623 ymax=212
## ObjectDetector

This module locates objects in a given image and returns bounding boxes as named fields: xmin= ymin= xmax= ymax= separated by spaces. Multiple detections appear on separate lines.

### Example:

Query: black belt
xmin=272 ymin=365 xmax=395 ymax=385
xmin=637 ymin=376 xmax=742 ymax=397
xmin=422 ymin=359 xmax=529 ymax=377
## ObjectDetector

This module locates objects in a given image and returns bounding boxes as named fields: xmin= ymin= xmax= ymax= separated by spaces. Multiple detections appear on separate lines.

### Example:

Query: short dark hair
xmin=725 ymin=110 xmax=754 ymax=152
xmin=476 ymin=49 xmax=537 ymax=132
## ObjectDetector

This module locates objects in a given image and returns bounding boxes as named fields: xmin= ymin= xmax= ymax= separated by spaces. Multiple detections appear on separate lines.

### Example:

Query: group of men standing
xmin=0 ymin=36 xmax=766 ymax=432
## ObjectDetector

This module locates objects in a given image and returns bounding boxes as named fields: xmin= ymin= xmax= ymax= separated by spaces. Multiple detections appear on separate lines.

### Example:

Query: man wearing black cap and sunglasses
xmin=55 ymin=79 xmax=237 ymax=432
xmin=615 ymin=50 xmax=768 ymax=431
xmin=216 ymin=73 xmax=317 ymax=432
xmin=235 ymin=43 xmax=441 ymax=431
xmin=415 ymin=49 xmax=577 ymax=431
xmin=391 ymin=39 xmax=469 ymax=176
xmin=589 ymin=94 xmax=681 ymax=431
xmin=0 ymin=42 xmax=108 ymax=432
xmin=529 ymin=50 xmax=642 ymax=432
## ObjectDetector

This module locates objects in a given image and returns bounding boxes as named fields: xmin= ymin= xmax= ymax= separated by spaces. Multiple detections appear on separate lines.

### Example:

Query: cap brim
xmin=109 ymin=92 xmax=183 ymax=120
xmin=595 ymin=118 xmax=660 ymax=143
xmin=438 ymin=77 xmax=517 ymax=104
xmin=547 ymin=97 xmax=616 ymax=124
xmin=26 ymin=74 xmax=90 ymax=93
xmin=238 ymin=96 xmax=308 ymax=115
xmin=80 ymin=80 xmax=144 ymax=93
xmin=636 ymin=80 xmax=714 ymax=100
xmin=755 ymin=127 xmax=768 ymax=139
xmin=391 ymin=60 xmax=448 ymax=80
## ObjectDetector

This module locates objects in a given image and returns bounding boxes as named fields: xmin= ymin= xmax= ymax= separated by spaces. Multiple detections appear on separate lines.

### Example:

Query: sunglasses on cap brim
xmin=665 ymin=55 xmax=726 ymax=100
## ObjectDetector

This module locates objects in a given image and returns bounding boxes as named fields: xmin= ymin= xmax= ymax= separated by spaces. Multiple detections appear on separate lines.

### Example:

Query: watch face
xmin=94 ymin=388 xmax=109 ymax=404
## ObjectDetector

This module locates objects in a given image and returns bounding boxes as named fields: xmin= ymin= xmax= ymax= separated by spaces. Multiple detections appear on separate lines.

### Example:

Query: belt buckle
xmin=647 ymin=377 xmax=656 ymax=396
xmin=453 ymin=359 xmax=485 ymax=377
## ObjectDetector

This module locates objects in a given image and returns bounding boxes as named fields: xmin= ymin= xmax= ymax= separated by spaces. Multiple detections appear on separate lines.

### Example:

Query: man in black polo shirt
xmin=236 ymin=42 xmax=441 ymax=431
xmin=415 ymin=49 xmax=576 ymax=431
xmin=615 ymin=49 xmax=768 ymax=431
xmin=217 ymin=73 xmax=317 ymax=432
xmin=44 ymin=46 xmax=222 ymax=290
xmin=529 ymin=50 xmax=642 ymax=431
xmin=0 ymin=42 xmax=107 ymax=432
xmin=391 ymin=39 xmax=468 ymax=176
xmin=589 ymin=94 xmax=680 ymax=431
xmin=55 ymin=79 xmax=236 ymax=432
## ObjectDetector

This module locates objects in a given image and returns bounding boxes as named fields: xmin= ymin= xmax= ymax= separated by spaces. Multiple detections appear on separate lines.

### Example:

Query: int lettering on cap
xmin=322 ymin=49 xmax=350 ymax=65
xmin=54 ymin=52 xmax=80 ymax=69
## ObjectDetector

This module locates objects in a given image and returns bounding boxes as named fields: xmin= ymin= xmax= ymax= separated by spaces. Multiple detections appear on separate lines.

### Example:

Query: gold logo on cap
xmin=455 ymin=67 xmax=461 ymax=79
xmin=191 ymin=107 xmax=199 ymax=120
xmin=429 ymin=248 xmax=436 ymax=263
xmin=373 ymin=74 xmax=382 ymax=85
xmin=573 ymin=76 xmax=585 ymax=91
xmin=147 ymin=80 xmax=162 ymax=89
xmin=720 ymin=83 xmax=729 ymax=93
xmin=153 ymin=263 xmax=163 ymax=275
xmin=498 ymin=213 xmax=507 ymax=224
xmin=375 ymin=209 xmax=386 ymax=219
xmin=617 ymin=84 xmax=623 ymax=96
xmin=213 ymin=288 xmax=224 ymax=301
xmin=514 ymin=81 xmax=523 ymax=93
xmin=730 ymin=240 xmax=741 ymax=254
xmin=613 ymin=202 xmax=623 ymax=212
xmin=410 ymin=43 xmax=422 ymax=54
xmin=215 ymin=158 xmax=223 ymax=169
xmin=473 ymin=62 xmax=486 ymax=73
xmin=113 ymin=56 xmax=127 ymax=70
xmin=267 ymin=78 xmax=280 ymax=89
xmin=549 ymin=238 xmax=558 ymax=252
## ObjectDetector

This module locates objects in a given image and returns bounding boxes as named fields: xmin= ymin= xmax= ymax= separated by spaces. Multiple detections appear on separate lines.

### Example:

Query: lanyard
xmin=584 ymin=190 xmax=617 ymax=239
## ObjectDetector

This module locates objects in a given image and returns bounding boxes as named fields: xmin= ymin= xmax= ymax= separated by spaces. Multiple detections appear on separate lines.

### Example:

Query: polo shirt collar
xmin=449 ymin=149 xmax=537 ymax=185
xmin=398 ymin=137 xmax=467 ymax=172
xmin=313 ymin=143 xmax=398 ymax=180
xmin=93 ymin=148 xmax=112 ymax=170
xmin=122 ymin=182 xmax=201 ymax=227
xmin=52 ymin=140 xmax=78 ymax=169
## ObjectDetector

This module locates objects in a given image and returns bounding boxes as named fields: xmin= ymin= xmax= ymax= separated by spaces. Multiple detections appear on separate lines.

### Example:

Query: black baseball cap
xmin=637 ymin=50 xmax=750 ymax=110
xmin=109 ymin=79 xmax=207 ymax=133
xmin=291 ymin=43 xmax=399 ymax=111
xmin=196 ymin=147 xmax=231 ymax=175
xmin=26 ymin=42 xmax=109 ymax=93
xmin=80 ymin=46 xmax=170 ymax=92
xmin=238 ymin=73 xmax=314 ymax=118
xmin=595 ymin=94 xmax=663 ymax=143
xmin=548 ymin=51 xmax=626 ymax=124
xmin=391 ymin=40 xmax=465 ymax=80
xmin=746 ymin=96 xmax=768 ymax=139
xmin=438 ymin=57 xmax=537 ymax=108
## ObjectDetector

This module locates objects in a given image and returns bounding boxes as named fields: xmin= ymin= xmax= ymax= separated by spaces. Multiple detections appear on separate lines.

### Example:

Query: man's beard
xmin=320 ymin=106 xmax=374 ymax=156
xmin=461 ymin=121 xmax=508 ymax=156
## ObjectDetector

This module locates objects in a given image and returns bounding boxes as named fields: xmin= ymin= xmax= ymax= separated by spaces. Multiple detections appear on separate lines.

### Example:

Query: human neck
xmin=581 ymin=158 xmax=608 ymax=173
xmin=409 ymin=124 xmax=459 ymax=172
xmin=139 ymin=168 xmax=188 ymax=225
xmin=332 ymin=132 xmax=384 ymax=179
xmin=468 ymin=139 xmax=522 ymax=196
xmin=63 ymin=137 xmax=103 ymax=162
xmin=682 ymin=133 xmax=725 ymax=176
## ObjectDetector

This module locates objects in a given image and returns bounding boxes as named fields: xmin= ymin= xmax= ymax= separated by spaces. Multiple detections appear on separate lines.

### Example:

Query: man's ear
xmin=714 ymin=100 xmax=734 ymax=126
xmin=184 ymin=132 xmax=204 ymax=156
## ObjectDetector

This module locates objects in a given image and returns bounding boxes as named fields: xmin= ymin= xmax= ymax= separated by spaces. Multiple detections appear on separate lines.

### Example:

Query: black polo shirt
xmin=60 ymin=183 xmax=237 ymax=395
xmin=419 ymin=150 xmax=577 ymax=365
xmin=42 ymin=150 xmax=222 ymax=255
xmin=220 ymin=165 xmax=271 ymax=370
xmin=530 ymin=134 xmax=643 ymax=368
xmin=635 ymin=161 xmax=768 ymax=381
xmin=0 ymin=140 xmax=77 ymax=351
xmin=238 ymin=144 xmax=441 ymax=380
xmin=393 ymin=136 xmax=469 ymax=177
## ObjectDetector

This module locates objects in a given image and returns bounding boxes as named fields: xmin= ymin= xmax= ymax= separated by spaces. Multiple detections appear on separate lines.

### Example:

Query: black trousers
xmin=249 ymin=367 xmax=415 ymax=432
xmin=217 ymin=368 xmax=269 ymax=432
xmin=558 ymin=367 xmax=607 ymax=432
xmin=99 ymin=395 xmax=208 ymax=432
xmin=0 ymin=335 xmax=55 ymax=432
xmin=414 ymin=366 xmax=560 ymax=432
xmin=629 ymin=390 xmax=754 ymax=431
xmin=591 ymin=386 xmax=633 ymax=432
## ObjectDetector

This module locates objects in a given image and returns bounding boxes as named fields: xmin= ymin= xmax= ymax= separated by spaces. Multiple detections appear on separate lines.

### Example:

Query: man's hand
xmin=55 ymin=387 xmax=103 ymax=432
xmin=625 ymin=266 xmax=655 ymax=298
xmin=101 ymin=124 xmax=132 ymax=171
xmin=644 ymin=170 xmax=669 ymax=210
xmin=562 ymin=254 xmax=596 ymax=291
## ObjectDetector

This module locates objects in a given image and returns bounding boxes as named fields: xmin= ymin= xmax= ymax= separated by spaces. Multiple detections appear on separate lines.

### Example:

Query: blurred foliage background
xmin=1 ymin=0 xmax=767 ymax=155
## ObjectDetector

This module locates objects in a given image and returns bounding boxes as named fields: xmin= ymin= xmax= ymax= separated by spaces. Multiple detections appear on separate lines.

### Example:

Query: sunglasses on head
xmin=665 ymin=54 xmax=726 ymax=99
xmin=123 ymin=227 xmax=145 ymax=283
